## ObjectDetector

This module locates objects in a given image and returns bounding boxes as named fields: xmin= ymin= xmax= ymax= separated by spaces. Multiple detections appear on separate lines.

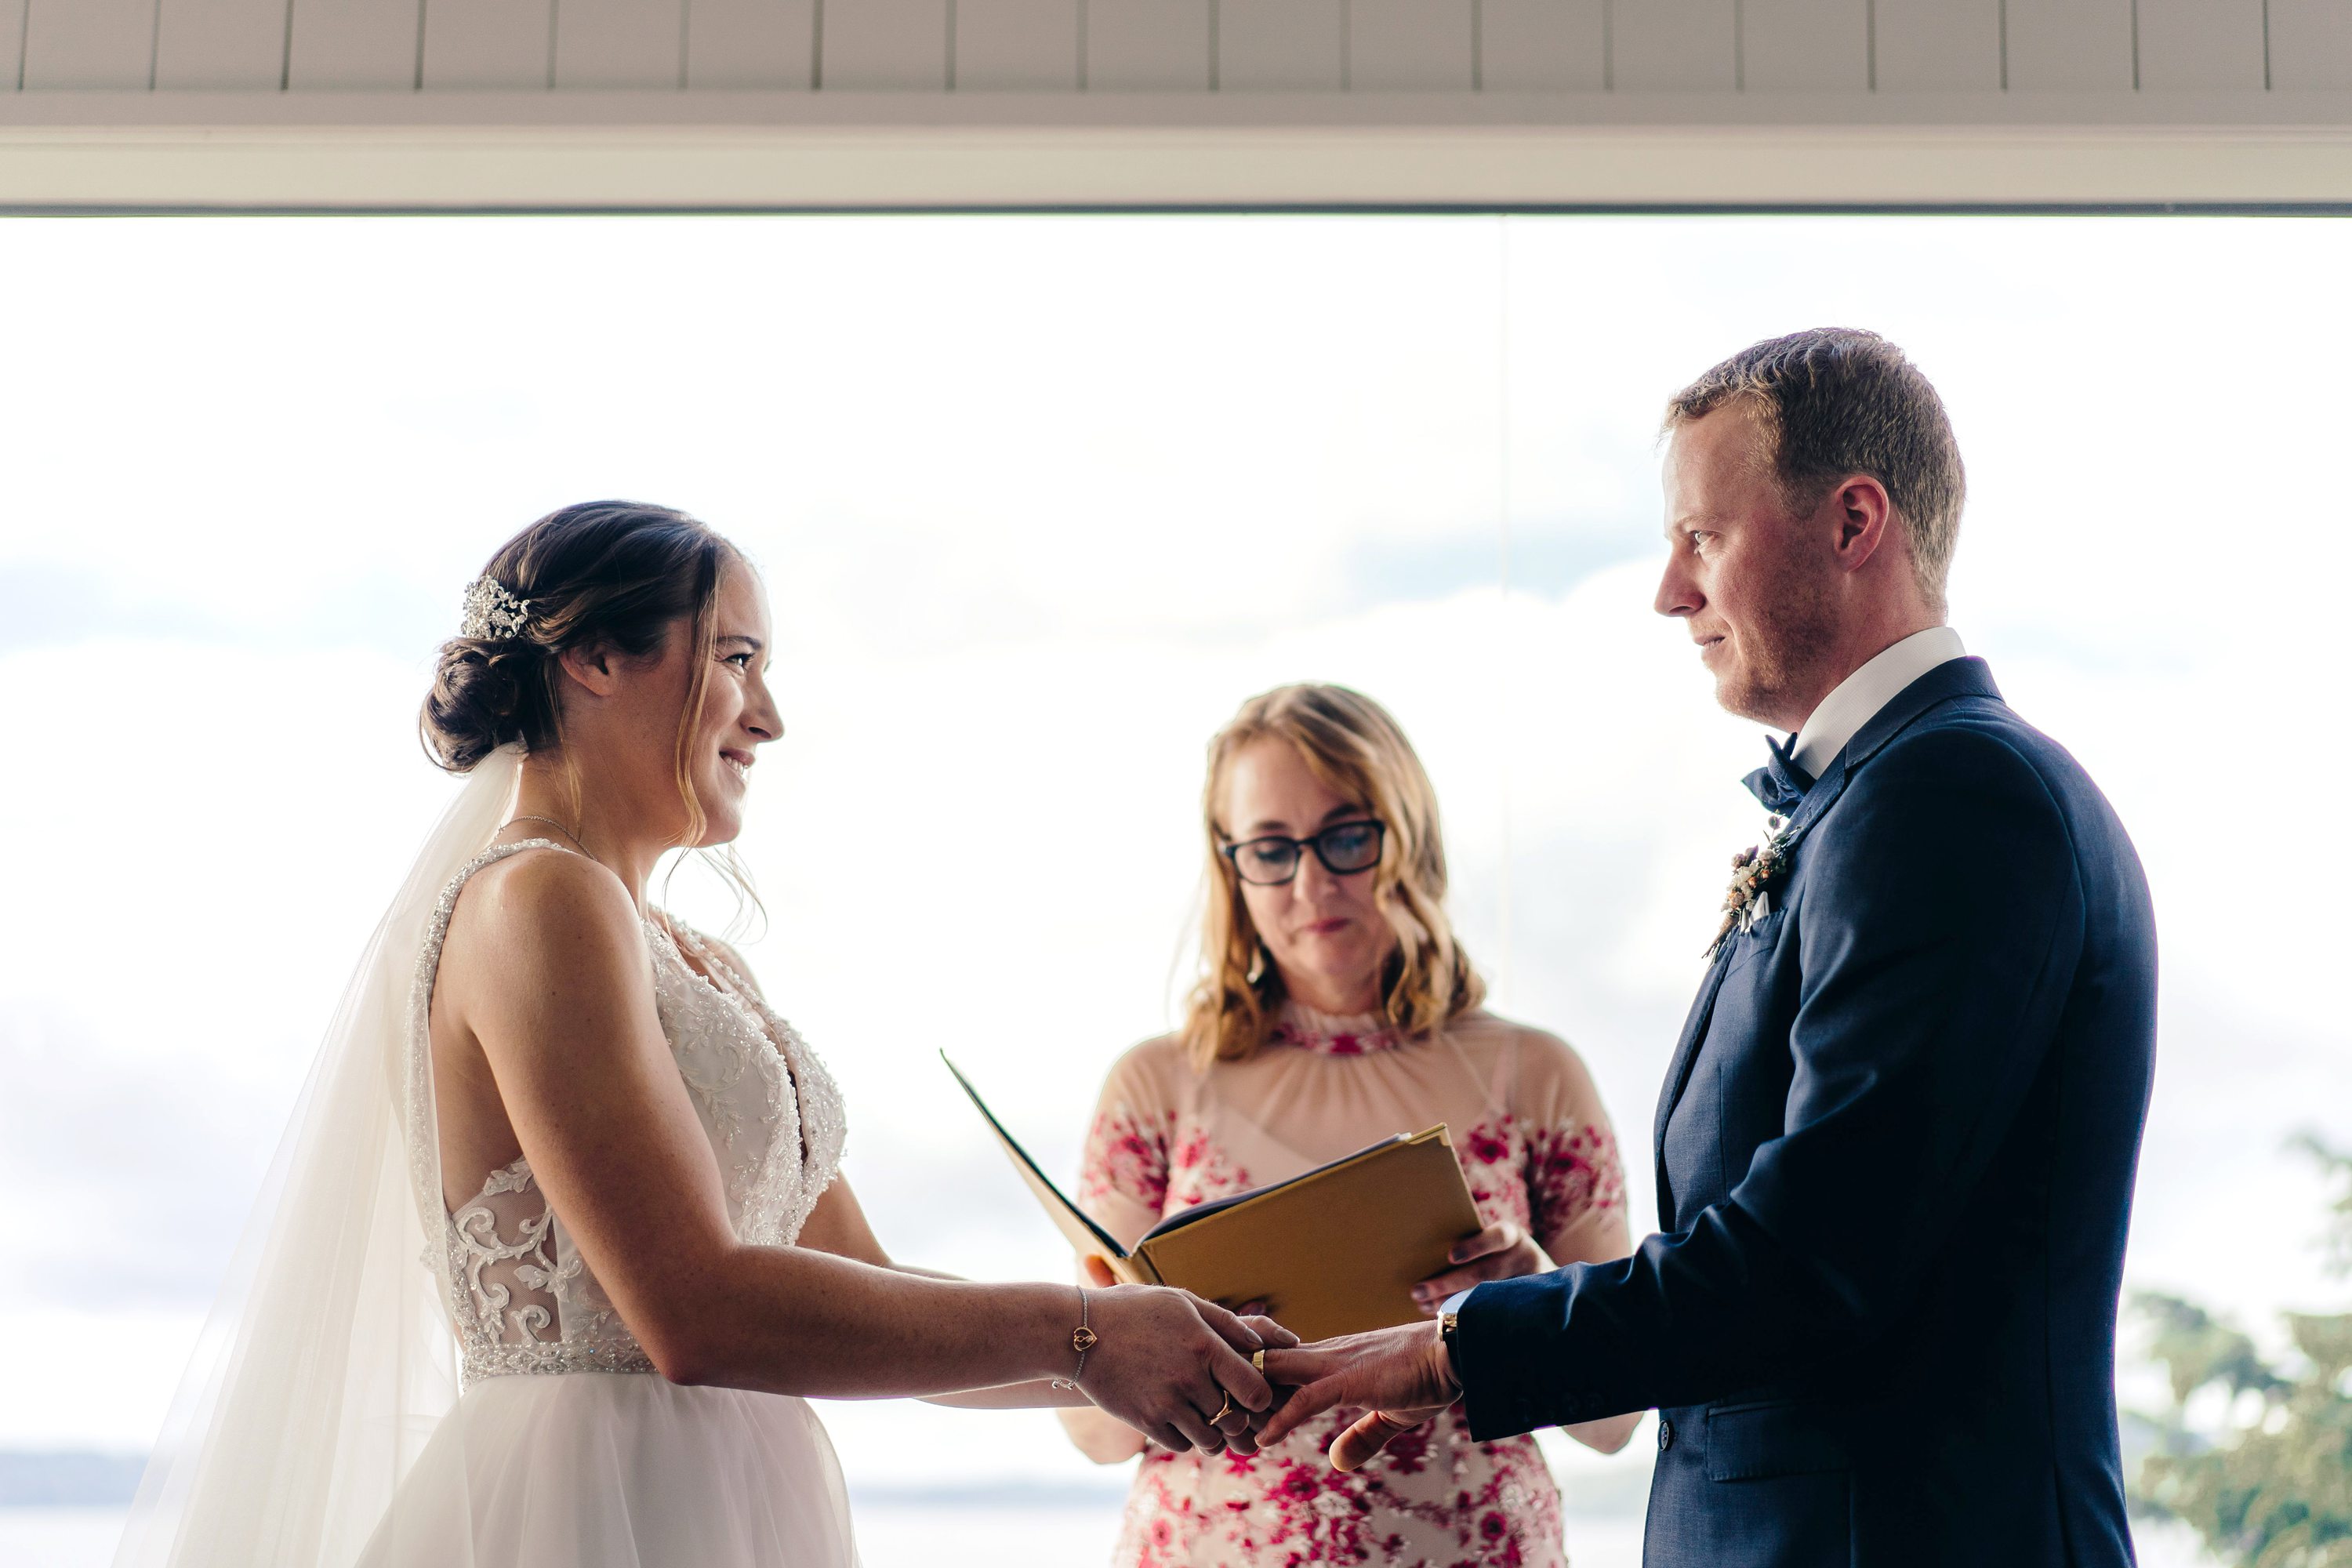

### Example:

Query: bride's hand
xmin=1216 ymin=1310 xmax=1294 ymax=1453
xmin=1078 ymin=1287 xmax=1294 ymax=1454
xmin=1409 ymin=1221 xmax=1555 ymax=1312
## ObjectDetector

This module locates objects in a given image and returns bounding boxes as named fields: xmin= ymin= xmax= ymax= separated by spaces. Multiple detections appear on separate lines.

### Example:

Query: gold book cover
xmin=943 ymin=1054 xmax=1483 ymax=1341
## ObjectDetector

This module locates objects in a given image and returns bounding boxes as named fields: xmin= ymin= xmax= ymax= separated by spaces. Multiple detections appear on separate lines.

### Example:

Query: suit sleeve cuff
xmin=1453 ymin=1272 xmax=1622 ymax=1440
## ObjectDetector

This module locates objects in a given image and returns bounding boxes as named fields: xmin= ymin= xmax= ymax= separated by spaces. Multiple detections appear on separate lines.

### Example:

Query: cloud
xmin=0 ymin=1011 xmax=288 ymax=1309
xmin=0 ymin=560 xmax=449 ymax=661
xmin=1342 ymin=517 xmax=1656 ymax=610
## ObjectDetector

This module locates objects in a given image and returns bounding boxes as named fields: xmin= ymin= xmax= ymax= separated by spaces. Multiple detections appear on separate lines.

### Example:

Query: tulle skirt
xmin=355 ymin=1372 xmax=858 ymax=1567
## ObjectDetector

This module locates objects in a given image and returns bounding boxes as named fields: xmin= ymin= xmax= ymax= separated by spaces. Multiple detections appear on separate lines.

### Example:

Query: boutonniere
xmin=1707 ymin=818 xmax=1791 ymax=960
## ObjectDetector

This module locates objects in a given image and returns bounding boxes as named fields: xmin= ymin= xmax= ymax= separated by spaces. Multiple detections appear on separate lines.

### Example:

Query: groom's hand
xmin=1217 ymin=1311 xmax=1297 ymax=1454
xmin=1258 ymin=1320 xmax=1461 ymax=1470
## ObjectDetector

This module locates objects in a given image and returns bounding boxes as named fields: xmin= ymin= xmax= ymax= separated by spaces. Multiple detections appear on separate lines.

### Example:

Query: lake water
xmin=0 ymin=1505 xmax=2217 ymax=1567
xmin=0 ymin=1504 xmax=1649 ymax=1567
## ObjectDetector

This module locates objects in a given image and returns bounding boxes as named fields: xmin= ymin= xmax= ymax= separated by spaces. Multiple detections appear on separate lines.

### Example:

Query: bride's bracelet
xmin=1052 ymin=1286 xmax=1097 ymax=1392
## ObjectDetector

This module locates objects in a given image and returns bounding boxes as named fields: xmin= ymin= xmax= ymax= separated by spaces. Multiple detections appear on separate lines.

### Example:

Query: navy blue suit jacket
xmin=1455 ymin=658 xmax=2157 ymax=1567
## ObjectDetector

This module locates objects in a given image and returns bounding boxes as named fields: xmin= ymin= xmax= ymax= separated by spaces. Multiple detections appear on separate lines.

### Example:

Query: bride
xmin=112 ymin=501 xmax=1287 ymax=1568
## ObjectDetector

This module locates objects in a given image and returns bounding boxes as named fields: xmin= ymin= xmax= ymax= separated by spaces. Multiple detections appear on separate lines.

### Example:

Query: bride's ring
xmin=1208 ymin=1392 xmax=1236 ymax=1425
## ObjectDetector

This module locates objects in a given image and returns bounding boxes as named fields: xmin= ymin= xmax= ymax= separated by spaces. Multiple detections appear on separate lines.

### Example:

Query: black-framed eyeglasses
xmin=1221 ymin=820 xmax=1387 ymax=886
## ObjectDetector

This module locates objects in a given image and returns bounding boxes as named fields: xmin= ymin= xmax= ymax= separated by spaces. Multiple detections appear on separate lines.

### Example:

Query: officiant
xmin=1056 ymin=684 xmax=1639 ymax=1567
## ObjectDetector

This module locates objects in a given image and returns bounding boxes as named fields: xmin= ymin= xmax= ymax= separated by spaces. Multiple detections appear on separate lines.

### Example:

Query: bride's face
xmin=577 ymin=560 xmax=782 ymax=849
xmin=677 ymin=563 xmax=782 ymax=848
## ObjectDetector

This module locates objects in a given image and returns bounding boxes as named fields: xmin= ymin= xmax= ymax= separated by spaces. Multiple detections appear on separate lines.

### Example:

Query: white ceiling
xmin=2 ymin=0 xmax=2348 ymax=206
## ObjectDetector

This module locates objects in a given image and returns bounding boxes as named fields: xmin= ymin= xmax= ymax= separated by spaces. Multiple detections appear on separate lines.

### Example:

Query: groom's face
xmin=1656 ymin=403 xmax=1838 ymax=731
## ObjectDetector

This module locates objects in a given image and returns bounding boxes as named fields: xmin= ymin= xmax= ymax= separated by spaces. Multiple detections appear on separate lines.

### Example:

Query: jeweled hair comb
xmin=460 ymin=575 xmax=532 ymax=641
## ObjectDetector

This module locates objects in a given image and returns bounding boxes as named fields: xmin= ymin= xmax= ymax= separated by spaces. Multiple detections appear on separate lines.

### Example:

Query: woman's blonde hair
xmin=1181 ymin=684 xmax=1483 ymax=1069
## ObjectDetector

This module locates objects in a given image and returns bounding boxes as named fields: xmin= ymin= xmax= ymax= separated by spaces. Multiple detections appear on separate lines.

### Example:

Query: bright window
xmin=0 ymin=214 xmax=2342 ymax=1564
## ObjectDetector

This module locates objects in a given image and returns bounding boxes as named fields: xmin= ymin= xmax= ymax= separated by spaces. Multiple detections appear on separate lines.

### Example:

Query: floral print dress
xmin=1075 ymin=1004 xmax=1629 ymax=1568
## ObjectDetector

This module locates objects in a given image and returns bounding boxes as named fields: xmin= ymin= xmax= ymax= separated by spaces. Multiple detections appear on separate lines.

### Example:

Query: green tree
xmin=2131 ymin=1138 xmax=2352 ymax=1566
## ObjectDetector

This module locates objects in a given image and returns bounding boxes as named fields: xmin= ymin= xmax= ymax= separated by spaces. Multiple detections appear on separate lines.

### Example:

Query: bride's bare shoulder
xmin=442 ymin=844 xmax=640 ymax=983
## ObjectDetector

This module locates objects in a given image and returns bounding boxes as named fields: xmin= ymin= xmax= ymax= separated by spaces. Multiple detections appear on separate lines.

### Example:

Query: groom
xmin=1260 ymin=328 xmax=2158 ymax=1566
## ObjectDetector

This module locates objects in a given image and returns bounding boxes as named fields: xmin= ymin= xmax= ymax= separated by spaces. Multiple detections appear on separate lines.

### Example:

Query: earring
xmin=1245 ymin=942 xmax=1269 ymax=985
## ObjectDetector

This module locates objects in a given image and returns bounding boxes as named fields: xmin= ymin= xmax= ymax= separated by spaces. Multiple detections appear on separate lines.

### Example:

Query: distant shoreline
xmin=0 ymin=1453 xmax=145 ymax=1508
xmin=0 ymin=1451 xmax=1652 ymax=1516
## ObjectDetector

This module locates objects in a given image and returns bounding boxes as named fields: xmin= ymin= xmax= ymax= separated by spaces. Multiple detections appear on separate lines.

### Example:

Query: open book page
xmin=1136 ymin=1134 xmax=1414 ymax=1241
xmin=941 ymin=1055 xmax=1153 ymax=1279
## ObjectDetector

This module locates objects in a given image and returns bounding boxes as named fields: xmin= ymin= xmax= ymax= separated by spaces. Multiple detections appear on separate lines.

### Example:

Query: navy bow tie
xmin=1744 ymin=735 xmax=1814 ymax=817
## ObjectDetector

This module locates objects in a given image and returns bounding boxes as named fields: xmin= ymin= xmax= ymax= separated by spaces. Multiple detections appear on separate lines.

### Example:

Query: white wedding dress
xmin=111 ymin=748 xmax=866 ymax=1568
xmin=360 ymin=836 xmax=860 ymax=1566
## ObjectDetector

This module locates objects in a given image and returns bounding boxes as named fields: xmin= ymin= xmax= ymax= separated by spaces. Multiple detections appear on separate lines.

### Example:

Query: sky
xmin=0 ymin=212 xmax=2347 ymax=1505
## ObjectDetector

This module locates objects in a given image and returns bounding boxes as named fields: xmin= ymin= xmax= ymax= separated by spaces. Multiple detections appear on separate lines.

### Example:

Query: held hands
xmin=1077 ymin=1283 xmax=1298 ymax=1456
xmin=1258 ymin=1319 xmax=1463 ymax=1471
xmin=1243 ymin=1221 xmax=1537 ymax=1470
xmin=1410 ymin=1221 xmax=1554 ymax=1312
xmin=1078 ymin=1226 xmax=1516 ymax=1468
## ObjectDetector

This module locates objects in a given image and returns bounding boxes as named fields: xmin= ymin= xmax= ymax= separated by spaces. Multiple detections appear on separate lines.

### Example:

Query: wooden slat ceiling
xmin=2 ymin=0 xmax=2347 ymax=207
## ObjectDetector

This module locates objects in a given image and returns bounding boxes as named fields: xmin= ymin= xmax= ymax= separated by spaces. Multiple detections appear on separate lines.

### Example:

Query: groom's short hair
xmin=1664 ymin=328 xmax=1966 ymax=610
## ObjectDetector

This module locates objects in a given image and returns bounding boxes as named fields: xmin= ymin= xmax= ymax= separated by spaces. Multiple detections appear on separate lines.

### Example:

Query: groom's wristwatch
xmin=1438 ymin=1306 xmax=1465 ymax=1391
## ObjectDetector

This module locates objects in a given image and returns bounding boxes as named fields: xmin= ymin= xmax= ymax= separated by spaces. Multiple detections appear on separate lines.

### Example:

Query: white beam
xmin=0 ymin=92 xmax=2348 ymax=208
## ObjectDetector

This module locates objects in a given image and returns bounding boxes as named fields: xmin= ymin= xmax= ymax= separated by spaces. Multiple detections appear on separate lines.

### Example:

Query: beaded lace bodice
xmin=404 ymin=838 xmax=847 ymax=1385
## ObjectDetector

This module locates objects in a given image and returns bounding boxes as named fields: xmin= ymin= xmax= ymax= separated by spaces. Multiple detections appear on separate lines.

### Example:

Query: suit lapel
xmin=1643 ymin=656 xmax=2005 ymax=1232
xmin=1649 ymin=746 xmax=1853 ymax=1231
xmin=1651 ymin=949 xmax=1734 ymax=1230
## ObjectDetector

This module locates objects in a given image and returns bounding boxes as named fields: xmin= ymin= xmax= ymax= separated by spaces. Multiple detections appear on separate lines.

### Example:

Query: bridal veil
xmin=112 ymin=745 xmax=524 ymax=1567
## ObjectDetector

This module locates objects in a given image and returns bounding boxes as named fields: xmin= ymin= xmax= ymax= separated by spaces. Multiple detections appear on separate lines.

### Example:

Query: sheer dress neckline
xmin=1267 ymin=999 xmax=1406 ymax=1055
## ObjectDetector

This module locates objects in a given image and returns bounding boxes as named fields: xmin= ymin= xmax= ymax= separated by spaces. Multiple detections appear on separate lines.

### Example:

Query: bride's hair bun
xmin=419 ymin=501 xmax=735 ymax=774
xmin=422 ymin=637 xmax=541 ymax=771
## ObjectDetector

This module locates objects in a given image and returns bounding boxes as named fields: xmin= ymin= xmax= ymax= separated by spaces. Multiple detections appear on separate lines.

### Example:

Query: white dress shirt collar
xmin=1788 ymin=626 xmax=1967 ymax=779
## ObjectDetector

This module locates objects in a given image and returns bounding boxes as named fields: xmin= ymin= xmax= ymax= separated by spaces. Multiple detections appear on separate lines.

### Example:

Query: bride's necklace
xmin=500 ymin=813 xmax=603 ymax=867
